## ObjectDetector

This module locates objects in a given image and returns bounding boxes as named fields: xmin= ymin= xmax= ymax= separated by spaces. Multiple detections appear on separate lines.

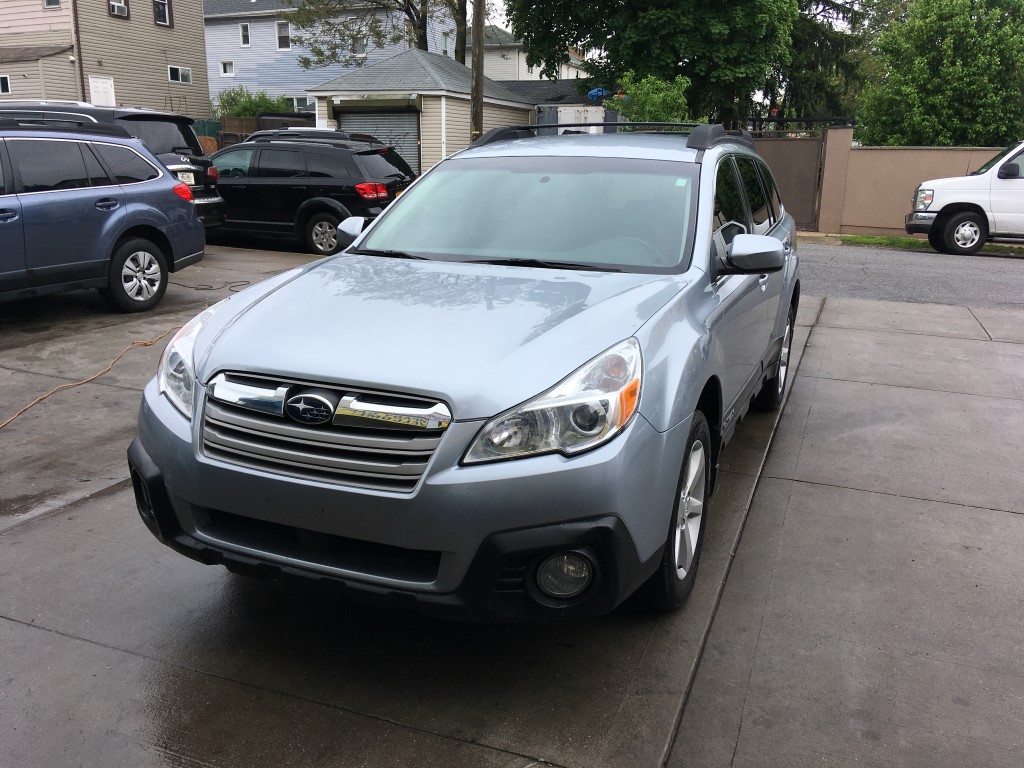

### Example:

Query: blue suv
xmin=0 ymin=121 xmax=205 ymax=312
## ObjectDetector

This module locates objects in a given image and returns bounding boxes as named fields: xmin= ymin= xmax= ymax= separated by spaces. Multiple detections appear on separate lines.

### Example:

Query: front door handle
xmin=0 ymin=208 xmax=18 ymax=222
xmin=95 ymin=198 xmax=119 ymax=211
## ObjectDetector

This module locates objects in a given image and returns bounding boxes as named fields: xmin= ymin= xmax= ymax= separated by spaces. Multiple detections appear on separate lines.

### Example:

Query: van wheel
xmin=638 ymin=412 xmax=711 ymax=611
xmin=305 ymin=212 xmax=342 ymax=255
xmin=927 ymin=229 xmax=948 ymax=253
xmin=100 ymin=238 xmax=167 ymax=312
xmin=943 ymin=211 xmax=986 ymax=255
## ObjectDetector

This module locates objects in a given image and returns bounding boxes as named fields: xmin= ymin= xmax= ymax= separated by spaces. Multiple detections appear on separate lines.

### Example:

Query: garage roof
xmin=309 ymin=49 xmax=532 ymax=106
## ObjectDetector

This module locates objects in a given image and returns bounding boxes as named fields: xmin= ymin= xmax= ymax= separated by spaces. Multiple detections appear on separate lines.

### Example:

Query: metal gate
xmin=753 ymin=133 xmax=826 ymax=231
xmin=336 ymin=111 xmax=420 ymax=174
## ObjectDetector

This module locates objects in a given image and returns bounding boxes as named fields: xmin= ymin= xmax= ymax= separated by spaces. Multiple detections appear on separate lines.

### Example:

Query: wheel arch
xmin=694 ymin=376 xmax=723 ymax=491
xmin=295 ymin=198 xmax=351 ymax=236
xmin=934 ymin=202 xmax=990 ymax=231
xmin=109 ymin=226 xmax=171 ymax=275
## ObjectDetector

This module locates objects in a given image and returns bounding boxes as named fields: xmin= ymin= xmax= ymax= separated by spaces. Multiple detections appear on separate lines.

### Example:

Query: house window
xmin=0 ymin=76 xmax=10 ymax=95
xmin=108 ymin=0 xmax=129 ymax=18
xmin=221 ymin=61 xmax=234 ymax=77
xmin=277 ymin=21 xmax=291 ymax=50
xmin=284 ymin=96 xmax=311 ymax=112
xmin=43 ymin=0 xmax=61 ymax=8
xmin=239 ymin=23 xmax=250 ymax=47
xmin=442 ymin=31 xmax=449 ymax=57
xmin=154 ymin=0 xmax=172 ymax=26
xmin=351 ymin=37 xmax=366 ymax=58
xmin=168 ymin=66 xmax=192 ymax=84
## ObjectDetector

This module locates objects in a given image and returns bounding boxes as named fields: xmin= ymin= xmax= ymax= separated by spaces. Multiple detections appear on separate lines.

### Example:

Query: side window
xmin=714 ymin=158 xmax=747 ymax=248
xmin=0 ymin=144 xmax=8 ymax=195
xmin=735 ymin=156 xmax=771 ymax=234
xmin=81 ymin=144 xmax=111 ymax=186
xmin=256 ymin=149 xmax=307 ymax=178
xmin=93 ymin=143 xmax=160 ymax=184
xmin=212 ymin=148 xmax=254 ymax=179
xmin=307 ymin=151 xmax=357 ymax=178
xmin=8 ymin=139 xmax=92 ymax=193
xmin=759 ymin=162 xmax=784 ymax=223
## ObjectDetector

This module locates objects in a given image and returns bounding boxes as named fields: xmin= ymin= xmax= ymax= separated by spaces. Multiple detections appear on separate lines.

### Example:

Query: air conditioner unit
xmin=110 ymin=2 xmax=128 ymax=16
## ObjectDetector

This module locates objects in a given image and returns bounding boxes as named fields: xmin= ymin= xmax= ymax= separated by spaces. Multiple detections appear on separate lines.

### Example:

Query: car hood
xmin=197 ymin=255 xmax=683 ymax=420
xmin=922 ymin=173 xmax=990 ymax=192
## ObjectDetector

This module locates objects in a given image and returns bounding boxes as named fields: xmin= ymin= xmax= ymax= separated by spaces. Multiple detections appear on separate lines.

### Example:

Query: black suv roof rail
xmin=0 ymin=119 xmax=132 ymax=138
xmin=471 ymin=122 xmax=755 ymax=151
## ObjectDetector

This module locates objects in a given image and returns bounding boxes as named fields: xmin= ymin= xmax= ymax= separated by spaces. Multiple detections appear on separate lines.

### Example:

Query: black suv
xmin=210 ymin=135 xmax=415 ymax=254
xmin=0 ymin=101 xmax=224 ymax=227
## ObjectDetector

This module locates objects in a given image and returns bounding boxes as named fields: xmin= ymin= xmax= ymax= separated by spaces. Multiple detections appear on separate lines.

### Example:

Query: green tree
xmin=604 ymin=71 xmax=691 ymax=123
xmin=859 ymin=0 xmax=1024 ymax=146
xmin=763 ymin=1 xmax=868 ymax=120
xmin=213 ymin=87 xmax=290 ymax=118
xmin=505 ymin=0 xmax=798 ymax=122
xmin=280 ymin=0 xmax=466 ymax=67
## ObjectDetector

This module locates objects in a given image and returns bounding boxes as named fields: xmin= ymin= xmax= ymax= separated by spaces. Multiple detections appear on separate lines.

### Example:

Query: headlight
xmin=915 ymin=188 xmax=934 ymax=211
xmin=464 ymin=338 xmax=642 ymax=464
xmin=157 ymin=302 xmax=224 ymax=419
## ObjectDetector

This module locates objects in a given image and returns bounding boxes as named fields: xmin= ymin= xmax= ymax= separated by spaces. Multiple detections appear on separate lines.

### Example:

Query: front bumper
xmin=130 ymin=380 xmax=689 ymax=621
xmin=905 ymin=211 xmax=937 ymax=234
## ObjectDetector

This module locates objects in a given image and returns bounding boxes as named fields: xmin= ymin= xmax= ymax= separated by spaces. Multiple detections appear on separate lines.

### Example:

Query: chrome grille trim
xmin=202 ymin=373 xmax=450 ymax=492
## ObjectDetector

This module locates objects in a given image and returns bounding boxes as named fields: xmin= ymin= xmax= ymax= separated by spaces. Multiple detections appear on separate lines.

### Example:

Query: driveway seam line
xmin=760 ymin=476 xmax=1023 ymax=518
xmin=0 ymin=478 xmax=133 ymax=536
xmin=0 ymin=612 xmax=570 ymax=768
xmin=798 ymin=373 xmax=1024 ymax=403
xmin=661 ymin=297 xmax=822 ymax=768
xmin=966 ymin=306 xmax=995 ymax=341
xmin=816 ymin=323 xmax=991 ymax=342
xmin=0 ymin=365 xmax=146 ymax=394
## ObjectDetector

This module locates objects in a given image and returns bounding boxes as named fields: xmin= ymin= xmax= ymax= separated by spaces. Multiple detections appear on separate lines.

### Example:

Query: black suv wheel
xmin=305 ymin=212 xmax=342 ymax=255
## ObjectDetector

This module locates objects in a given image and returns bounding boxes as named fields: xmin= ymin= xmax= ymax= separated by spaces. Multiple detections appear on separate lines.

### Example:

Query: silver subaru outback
xmin=128 ymin=124 xmax=799 ymax=621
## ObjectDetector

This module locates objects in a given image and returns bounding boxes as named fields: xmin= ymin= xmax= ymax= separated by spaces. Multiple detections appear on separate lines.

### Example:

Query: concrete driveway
xmin=2 ymin=243 xmax=1023 ymax=767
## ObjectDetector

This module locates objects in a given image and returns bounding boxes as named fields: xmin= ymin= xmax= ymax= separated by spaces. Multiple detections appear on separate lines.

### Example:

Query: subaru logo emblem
xmin=285 ymin=392 xmax=336 ymax=426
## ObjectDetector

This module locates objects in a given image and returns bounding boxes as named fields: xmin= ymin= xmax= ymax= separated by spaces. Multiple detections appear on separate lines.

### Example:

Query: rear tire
xmin=942 ymin=211 xmax=986 ymax=255
xmin=754 ymin=303 xmax=795 ymax=411
xmin=638 ymin=412 xmax=712 ymax=611
xmin=305 ymin=212 xmax=342 ymax=255
xmin=100 ymin=237 xmax=167 ymax=313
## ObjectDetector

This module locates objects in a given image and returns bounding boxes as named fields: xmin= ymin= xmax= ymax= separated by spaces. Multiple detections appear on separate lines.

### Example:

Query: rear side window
xmin=735 ymin=156 xmax=771 ymax=234
xmin=759 ymin=162 xmax=784 ymax=223
xmin=307 ymin=150 xmax=358 ymax=178
xmin=93 ymin=143 xmax=160 ymax=184
xmin=354 ymin=148 xmax=414 ymax=180
xmin=256 ymin=149 xmax=307 ymax=178
xmin=81 ymin=144 xmax=111 ymax=186
xmin=8 ymin=139 xmax=96 ymax=193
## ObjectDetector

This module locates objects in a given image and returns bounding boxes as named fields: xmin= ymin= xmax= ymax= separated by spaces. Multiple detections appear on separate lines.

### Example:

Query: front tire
xmin=927 ymin=228 xmax=947 ymax=254
xmin=305 ymin=212 xmax=342 ymax=255
xmin=754 ymin=302 xmax=795 ymax=411
xmin=101 ymin=237 xmax=167 ymax=313
xmin=943 ymin=211 xmax=987 ymax=255
xmin=638 ymin=412 xmax=712 ymax=611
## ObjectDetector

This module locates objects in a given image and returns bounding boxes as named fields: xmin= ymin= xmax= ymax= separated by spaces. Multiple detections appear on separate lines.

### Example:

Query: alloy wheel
xmin=312 ymin=221 xmax=338 ymax=252
xmin=674 ymin=441 xmax=706 ymax=579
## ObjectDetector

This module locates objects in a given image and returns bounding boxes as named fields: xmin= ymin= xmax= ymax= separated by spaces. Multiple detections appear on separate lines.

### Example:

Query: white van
xmin=905 ymin=142 xmax=1024 ymax=254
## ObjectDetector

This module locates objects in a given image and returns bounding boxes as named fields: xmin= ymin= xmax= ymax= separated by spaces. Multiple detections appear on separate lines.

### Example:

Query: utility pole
xmin=470 ymin=0 xmax=484 ymax=142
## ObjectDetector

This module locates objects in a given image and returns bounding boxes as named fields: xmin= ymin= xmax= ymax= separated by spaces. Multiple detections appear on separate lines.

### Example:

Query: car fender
xmin=294 ymin=197 xmax=352 ymax=232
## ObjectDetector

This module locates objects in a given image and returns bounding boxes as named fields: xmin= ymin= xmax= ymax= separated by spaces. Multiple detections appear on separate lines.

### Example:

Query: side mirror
xmin=721 ymin=234 xmax=786 ymax=274
xmin=998 ymin=162 xmax=1020 ymax=179
xmin=338 ymin=216 xmax=368 ymax=246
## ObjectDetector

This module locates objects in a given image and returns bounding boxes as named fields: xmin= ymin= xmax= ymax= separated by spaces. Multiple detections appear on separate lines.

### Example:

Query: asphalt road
xmin=798 ymin=243 xmax=1024 ymax=309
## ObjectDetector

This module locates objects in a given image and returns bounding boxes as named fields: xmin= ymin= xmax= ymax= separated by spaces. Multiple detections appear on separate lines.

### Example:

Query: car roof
xmin=455 ymin=132 xmax=706 ymax=163
xmin=234 ymin=138 xmax=380 ymax=153
xmin=0 ymin=120 xmax=137 ymax=142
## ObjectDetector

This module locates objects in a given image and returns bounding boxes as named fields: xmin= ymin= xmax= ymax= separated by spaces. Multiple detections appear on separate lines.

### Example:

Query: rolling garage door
xmin=337 ymin=111 xmax=420 ymax=174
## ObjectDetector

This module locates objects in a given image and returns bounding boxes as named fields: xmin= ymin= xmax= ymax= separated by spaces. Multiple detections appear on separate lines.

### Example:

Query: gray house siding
xmin=205 ymin=10 xmax=455 ymax=109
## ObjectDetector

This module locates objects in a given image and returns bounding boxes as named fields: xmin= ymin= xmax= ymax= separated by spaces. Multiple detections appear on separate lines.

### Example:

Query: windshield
xmin=115 ymin=117 xmax=204 ymax=157
xmin=973 ymin=144 xmax=1018 ymax=175
xmin=359 ymin=155 xmax=698 ymax=273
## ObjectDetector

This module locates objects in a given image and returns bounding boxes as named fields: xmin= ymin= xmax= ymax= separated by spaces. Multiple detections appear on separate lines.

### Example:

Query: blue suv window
xmin=8 ymin=139 xmax=100 ymax=193
xmin=94 ymin=143 xmax=160 ymax=184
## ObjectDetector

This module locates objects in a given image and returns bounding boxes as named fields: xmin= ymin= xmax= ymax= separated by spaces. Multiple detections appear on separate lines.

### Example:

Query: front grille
xmin=201 ymin=373 xmax=450 ymax=493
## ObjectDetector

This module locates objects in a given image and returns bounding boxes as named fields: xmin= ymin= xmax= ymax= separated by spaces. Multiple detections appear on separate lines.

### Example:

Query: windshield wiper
xmin=349 ymin=248 xmax=430 ymax=260
xmin=467 ymin=258 xmax=622 ymax=272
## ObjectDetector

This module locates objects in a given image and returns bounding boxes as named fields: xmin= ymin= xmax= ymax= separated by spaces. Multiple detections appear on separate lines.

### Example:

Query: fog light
xmin=537 ymin=553 xmax=593 ymax=598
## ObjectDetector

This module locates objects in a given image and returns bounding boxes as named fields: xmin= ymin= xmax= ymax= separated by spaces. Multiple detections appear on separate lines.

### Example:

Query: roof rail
xmin=471 ymin=122 xmax=754 ymax=151
xmin=0 ymin=119 xmax=132 ymax=138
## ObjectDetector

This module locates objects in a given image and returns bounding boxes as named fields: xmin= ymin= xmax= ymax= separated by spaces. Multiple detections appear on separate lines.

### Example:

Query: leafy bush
xmin=214 ymin=86 xmax=291 ymax=118
xmin=605 ymin=71 xmax=692 ymax=123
